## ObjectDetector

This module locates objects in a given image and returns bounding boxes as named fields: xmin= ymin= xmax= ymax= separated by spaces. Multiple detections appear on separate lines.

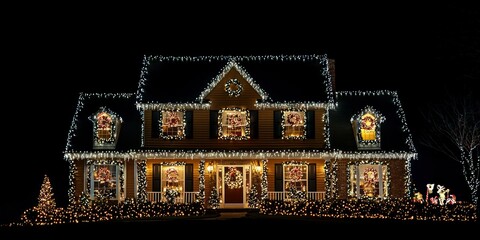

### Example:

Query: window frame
xmin=283 ymin=163 xmax=308 ymax=199
xmin=159 ymin=109 xmax=186 ymax=140
xmin=281 ymin=109 xmax=307 ymax=139
xmin=218 ymin=108 xmax=250 ymax=140
xmin=90 ymin=164 xmax=119 ymax=200
xmin=351 ymin=106 xmax=385 ymax=150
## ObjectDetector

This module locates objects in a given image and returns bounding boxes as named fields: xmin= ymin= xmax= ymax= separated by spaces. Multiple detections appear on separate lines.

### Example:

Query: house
xmin=64 ymin=55 xmax=417 ymax=209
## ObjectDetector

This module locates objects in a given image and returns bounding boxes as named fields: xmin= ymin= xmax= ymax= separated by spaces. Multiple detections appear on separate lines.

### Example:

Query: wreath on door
xmin=224 ymin=167 xmax=243 ymax=189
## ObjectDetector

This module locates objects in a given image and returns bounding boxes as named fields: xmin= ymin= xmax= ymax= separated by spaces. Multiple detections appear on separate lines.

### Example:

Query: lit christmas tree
xmin=37 ymin=175 xmax=56 ymax=213
xmin=248 ymin=186 xmax=259 ymax=208
xmin=208 ymin=187 xmax=220 ymax=209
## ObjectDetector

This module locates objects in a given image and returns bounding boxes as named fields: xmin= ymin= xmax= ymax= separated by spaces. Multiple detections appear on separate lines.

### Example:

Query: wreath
xmin=361 ymin=116 xmax=376 ymax=130
xmin=95 ymin=167 xmax=112 ymax=184
xmin=228 ymin=114 xmax=243 ymax=127
xmin=287 ymin=112 xmax=302 ymax=126
xmin=363 ymin=167 xmax=378 ymax=184
xmin=166 ymin=167 xmax=179 ymax=183
xmin=97 ymin=114 xmax=112 ymax=129
xmin=224 ymin=167 xmax=243 ymax=189
xmin=288 ymin=166 xmax=303 ymax=182
xmin=225 ymin=78 xmax=243 ymax=97
xmin=165 ymin=111 xmax=181 ymax=127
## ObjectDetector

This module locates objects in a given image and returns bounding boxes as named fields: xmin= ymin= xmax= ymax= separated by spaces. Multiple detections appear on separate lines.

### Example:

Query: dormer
xmin=351 ymin=106 xmax=385 ymax=150
xmin=89 ymin=107 xmax=122 ymax=149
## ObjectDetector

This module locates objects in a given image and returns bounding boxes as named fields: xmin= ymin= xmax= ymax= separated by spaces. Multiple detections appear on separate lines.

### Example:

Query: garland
xmin=97 ymin=113 xmax=112 ymax=129
xmin=225 ymin=167 xmax=243 ymax=189
xmin=224 ymin=78 xmax=243 ymax=97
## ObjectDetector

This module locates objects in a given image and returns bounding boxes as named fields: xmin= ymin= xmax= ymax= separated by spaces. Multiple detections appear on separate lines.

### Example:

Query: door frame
xmin=216 ymin=164 xmax=251 ymax=208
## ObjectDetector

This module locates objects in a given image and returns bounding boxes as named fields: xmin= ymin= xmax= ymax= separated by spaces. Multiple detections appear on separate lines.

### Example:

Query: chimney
xmin=328 ymin=58 xmax=336 ymax=92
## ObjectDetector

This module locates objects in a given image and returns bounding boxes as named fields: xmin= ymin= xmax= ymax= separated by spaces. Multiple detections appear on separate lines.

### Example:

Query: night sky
xmin=1 ymin=5 xmax=478 ymax=224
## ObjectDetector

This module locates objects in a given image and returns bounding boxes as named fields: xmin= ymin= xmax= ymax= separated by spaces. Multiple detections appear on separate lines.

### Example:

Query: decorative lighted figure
xmin=437 ymin=185 xmax=449 ymax=206
xmin=446 ymin=194 xmax=457 ymax=205
xmin=413 ymin=192 xmax=424 ymax=203
xmin=426 ymin=183 xmax=435 ymax=204
xmin=225 ymin=167 xmax=243 ymax=189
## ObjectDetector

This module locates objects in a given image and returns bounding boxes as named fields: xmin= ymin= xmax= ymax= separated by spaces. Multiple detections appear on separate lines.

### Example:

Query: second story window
xmin=218 ymin=108 xmax=250 ymax=140
xmin=89 ymin=107 xmax=122 ymax=149
xmin=351 ymin=106 xmax=385 ymax=150
xmin=282 ymin=110 xmax=306 ymax=139
xmin=97 ymin=112 xmax=113 ymax=141
xmin=160 ymin=110 xmax=185 ymax=139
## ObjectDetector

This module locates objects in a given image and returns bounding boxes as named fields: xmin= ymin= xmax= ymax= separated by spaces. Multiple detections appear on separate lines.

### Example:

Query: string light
xmin=217 ymin=108 xmax=250 ymax=140
xmin=351 ymin=106 xmax=385 ymax=148
xmin=136 ymin=160 xmax=147 ymax=202
xmin=261 ymin=159 xmax=268 ymax=200
xmin=281 ymin=109 xmax=307 ymax=140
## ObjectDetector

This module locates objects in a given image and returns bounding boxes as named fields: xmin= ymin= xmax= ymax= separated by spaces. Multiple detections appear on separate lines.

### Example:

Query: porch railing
xmin=147 ymin=191 xmax=198 ymax=204
xmin=267 ymin=191 xmax=326 ymax=201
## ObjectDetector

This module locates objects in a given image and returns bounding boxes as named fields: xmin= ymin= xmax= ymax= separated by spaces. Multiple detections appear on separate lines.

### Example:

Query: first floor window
xmin=91 ymin=164 xmax=118 ymax=199
xmin=161 ymin=165 xmax=185 ymax=194
xmin=349 ymin=164 xmax=388 ymax=198
xmin=283 ymin=164 xmax=308 ymax=198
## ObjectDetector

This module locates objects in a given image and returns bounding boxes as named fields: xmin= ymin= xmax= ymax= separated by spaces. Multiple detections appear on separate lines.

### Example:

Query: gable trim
xmin=197 ymin=60 xmax=269 ymax=103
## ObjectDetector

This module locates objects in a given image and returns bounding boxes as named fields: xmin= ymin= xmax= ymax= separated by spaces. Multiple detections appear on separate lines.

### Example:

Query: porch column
xmin=198 ymin=159 xmax=206 ymax=203
xmin=136 ymin=159 xmax=147 ymax=202
xmin=261 ymin=159 xmax=268 ymax=200
xmin=324 ymin=159 xmax=331 ymax=200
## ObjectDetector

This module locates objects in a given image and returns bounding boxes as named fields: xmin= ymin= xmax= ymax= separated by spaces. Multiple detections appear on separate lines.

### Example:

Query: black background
xmin=1 ymin=4 xmax=478 ymax=224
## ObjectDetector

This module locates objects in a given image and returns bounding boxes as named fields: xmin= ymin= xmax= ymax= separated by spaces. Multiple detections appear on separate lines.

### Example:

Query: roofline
xmin=135 ymin=101 xmax=336 ymax=111
xmin=135 ymin=54 xmax=336 ymax=104
xmin=64 ymin=150 xmax=417 ymax=161
xmin=64 ymin=92 xmax=135 ymax=152
xmin=336 ymin=90 xmax=417 ymax=153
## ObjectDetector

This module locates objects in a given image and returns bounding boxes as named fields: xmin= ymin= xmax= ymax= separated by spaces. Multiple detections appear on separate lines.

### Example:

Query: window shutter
xmin=185 ymin=164 xmax=194 ymax=192
xmin=152 ymin=164 xmax=161 ymax=192
xmin=308 ymin=163 xmax=317 ymax=191
xmin=306 ymin=110 xmax=315 ymax=139
xmin=249 ymin=110 xmax=258 ymax=139
xmin=274 ymin=163 xmax=283 ymax=191
xmin=185 ymin=111 xmax=193 ymax=139
xmin=273 ymin=110 xmax=282 ymax=139
xmin=209 ymin=110 xmax=218 ymax=139
xmin=151 ymin=111 xmax=160 ymax=138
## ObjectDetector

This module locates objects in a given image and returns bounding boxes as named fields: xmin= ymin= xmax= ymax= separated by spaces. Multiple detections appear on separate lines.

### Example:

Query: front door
xmin=218 ymin=165 xmax=250 ymax=208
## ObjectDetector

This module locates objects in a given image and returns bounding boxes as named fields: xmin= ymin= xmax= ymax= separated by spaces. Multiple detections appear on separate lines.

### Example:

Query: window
xmin=351 ymin=106 xmax=385 ymax=149
xmin=218 ymin=109 xmax=250 ymax=140
xmin=348 ymin=163 xmax=389 ymax=198
xmin=283 ymin=164 xmax=308 ymax=198
xmin=91 ymin=164 xmax=118 ymax=199
xmin=282 ymin=110 xmax=306 ymax=139
xmin=89 ymin=107 xmax=122 ymax=149
xmin=161 ymin=165 xmax=185 ymax=199
xmin=160 ymin=110 xmax=185 ymax=139
xmin=97 ymin=112 xmax=112 ymax=141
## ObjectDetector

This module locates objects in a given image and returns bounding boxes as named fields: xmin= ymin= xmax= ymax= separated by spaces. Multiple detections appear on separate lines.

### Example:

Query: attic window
xmin=218 ymin=108 xmax=250 ymax=140
xmin=89 ymin=107 xmax=122 ymax=149
xmin=97 ymin=112 xmax=113 ymax=141
xmin=351 ymin=106 xmax=385 ymax=150
xmin=160 ymin=110 xmax=185 ymax=139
